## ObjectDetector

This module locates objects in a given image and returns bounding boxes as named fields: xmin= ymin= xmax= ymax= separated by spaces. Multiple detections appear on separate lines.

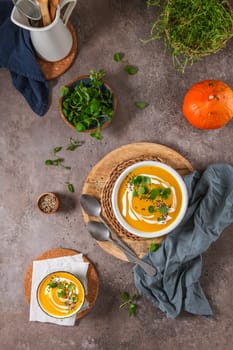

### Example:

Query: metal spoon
xmin=87 ymin=221 xmax=157 ymax=276
xmin=13 ymin=0 xmax=41 ymax=21
xmin=80 ymin=194 xmax=135 ymax=256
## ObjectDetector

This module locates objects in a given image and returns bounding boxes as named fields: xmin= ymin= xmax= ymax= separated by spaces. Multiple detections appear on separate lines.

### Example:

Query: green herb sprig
xmin=144 ymin=0 xmax=233 ymax=72
xmin=45 ymin=158 xmax=71 ymax=170
xmin=120 ymin=292 xmax=138 ymax=317
xmin=66 ymin=138 xmax=84 ymax=151
xmin=113 ymin=52 xmax=138 ymax=75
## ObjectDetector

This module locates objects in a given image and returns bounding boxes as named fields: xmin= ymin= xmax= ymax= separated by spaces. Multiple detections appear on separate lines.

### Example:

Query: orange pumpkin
xmin=182 ymin=80 xmax=233 ymax=129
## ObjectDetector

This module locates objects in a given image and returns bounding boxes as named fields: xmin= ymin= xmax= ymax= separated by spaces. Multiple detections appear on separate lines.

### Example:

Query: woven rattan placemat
xmin=82 ymin=142 xmax=194 ymax=260
xmin=24 ymin=248 xmax=99 ymax=320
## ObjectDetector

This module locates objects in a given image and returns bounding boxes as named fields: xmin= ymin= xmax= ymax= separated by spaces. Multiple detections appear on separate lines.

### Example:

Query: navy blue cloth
xmin=0 ymin=1 xmax=49 ymax=116
xmin=134 ymin=163 xmax=233 ymax=318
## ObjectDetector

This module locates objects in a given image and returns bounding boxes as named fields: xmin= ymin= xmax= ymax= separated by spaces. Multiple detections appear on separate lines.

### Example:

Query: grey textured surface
xmin=0 ymin=1 xmax=232 ymax=349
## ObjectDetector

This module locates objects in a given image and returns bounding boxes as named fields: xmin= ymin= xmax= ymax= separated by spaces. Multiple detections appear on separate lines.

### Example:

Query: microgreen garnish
xmin=159 ymin=204 xmax=169 ymax=215
xmin=150 ymin=187 xmax=160 ymax=200
xmin=120 ymin=292 xmax=138 ymax=317
xmin=47 ymin=279 xmax=78 ymax=310
xmin=48 ymin=281 xmax=57 ymax=288
xmin=148 ymin=205 xmax=156 ymax=213
xmin=130 ymin=175 xmax=172 ymax=218
xmin=60 ymin=69 xmax=114 ymax=140
xmin=135 ymin=101 xmax=149 ymax=109
xmin=162 ymin=187 xmax=171 ymax=199
xmin=150 ymin=243 xmax=159 ymax=252
xmin=131 ymin=176 xmax=151 ymax=186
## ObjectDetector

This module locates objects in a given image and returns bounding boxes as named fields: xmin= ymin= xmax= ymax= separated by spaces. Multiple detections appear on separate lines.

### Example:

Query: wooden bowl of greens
xmin=59 ymin=70 xmax=117 ymax=140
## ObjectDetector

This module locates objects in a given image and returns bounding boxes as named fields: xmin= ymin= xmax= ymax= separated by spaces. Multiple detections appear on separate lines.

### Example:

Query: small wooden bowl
xmin=36 ymin=192 xmax=60 ymax=214
xmin=59 ymin=75 xmax=117 ymax=134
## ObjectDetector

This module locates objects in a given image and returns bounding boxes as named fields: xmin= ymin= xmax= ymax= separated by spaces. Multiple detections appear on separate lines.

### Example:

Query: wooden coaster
xmin=36 ymin=22 xmax=78 ymax=80
xmin=82 ymin=142 xmax=194 ymax=261
xmin=24 ymin=248 xmax=99 ymax=320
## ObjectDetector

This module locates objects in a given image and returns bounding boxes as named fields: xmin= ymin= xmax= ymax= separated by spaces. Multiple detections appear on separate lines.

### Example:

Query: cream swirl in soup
xmin=117 ymin=165 xmax=183 ymax=233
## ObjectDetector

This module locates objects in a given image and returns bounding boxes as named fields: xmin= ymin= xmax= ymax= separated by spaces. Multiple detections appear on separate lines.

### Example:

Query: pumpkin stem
xmin=208 ymin=95 xmax=219 ymax=101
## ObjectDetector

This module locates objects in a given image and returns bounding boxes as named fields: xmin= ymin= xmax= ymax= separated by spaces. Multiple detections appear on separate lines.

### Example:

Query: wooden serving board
xmin=82 ymin=142 xmax=194 ymax=261
xmin=24 ymin=248 xmax=99 ymax=320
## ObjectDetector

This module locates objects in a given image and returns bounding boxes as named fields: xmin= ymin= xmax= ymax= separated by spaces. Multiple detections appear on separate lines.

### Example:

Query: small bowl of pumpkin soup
xmin=37 ymin=271 xmax=85 ymax=318
xmin=111 ymin=161 xmax=188 ymax=238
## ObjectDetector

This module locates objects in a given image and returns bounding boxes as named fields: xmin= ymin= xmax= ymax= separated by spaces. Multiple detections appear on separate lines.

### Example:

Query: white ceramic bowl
xmin=37 ymin=271 xmax=85 ymax=319
xmin=111 ymin=161 xmax=188 ymax=238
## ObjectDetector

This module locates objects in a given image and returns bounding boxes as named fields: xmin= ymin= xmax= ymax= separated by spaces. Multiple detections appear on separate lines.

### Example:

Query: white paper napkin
xmin=29 ymin=254 xmax=89 ymax=326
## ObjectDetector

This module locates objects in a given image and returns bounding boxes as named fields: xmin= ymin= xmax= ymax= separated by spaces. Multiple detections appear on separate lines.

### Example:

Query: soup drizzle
xmin=121 ymin=173 xmax=177 ymax=226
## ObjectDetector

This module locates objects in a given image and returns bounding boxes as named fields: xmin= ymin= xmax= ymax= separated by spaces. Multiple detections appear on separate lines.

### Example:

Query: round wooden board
xmin=37 ymin=22 xmax=77 ymax=80
xmin=24 ymin=248 xmax=99 ymax=320
xmin=82 ymin=142 xmax=194 ymax=261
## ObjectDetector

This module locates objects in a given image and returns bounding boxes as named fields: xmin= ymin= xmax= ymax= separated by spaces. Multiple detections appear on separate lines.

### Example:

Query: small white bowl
xmin=111 ymin=161 xmax=188 ymax=238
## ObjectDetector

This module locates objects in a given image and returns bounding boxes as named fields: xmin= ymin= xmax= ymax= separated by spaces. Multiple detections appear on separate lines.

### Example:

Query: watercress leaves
xmin=61 ymin=70 xmax=113 ymax=140
xmin=45 ymin=158 xmax=71 ymax=170
xmin=120 ymin=292 xmax=138 ymax=317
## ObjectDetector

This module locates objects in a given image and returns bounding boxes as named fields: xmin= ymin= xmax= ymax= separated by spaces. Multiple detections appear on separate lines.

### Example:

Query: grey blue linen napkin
xmin=133 ymin=163 xmax=233 ymax=318
xmin=0 ymin=1 xmax=49 ymax=116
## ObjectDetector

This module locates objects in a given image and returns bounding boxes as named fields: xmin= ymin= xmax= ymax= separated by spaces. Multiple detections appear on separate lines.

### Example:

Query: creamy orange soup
xmin=117 ymin=165 xmax=183 ymax=233
xmin=37 ymin=272 xmax=85 ymax=318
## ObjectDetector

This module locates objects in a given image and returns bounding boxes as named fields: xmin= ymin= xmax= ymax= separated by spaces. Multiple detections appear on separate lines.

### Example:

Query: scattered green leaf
xmin=135 ymin=101 xmax=149 ymax=109
xmin=66 ymin=182 xmax=74 ymax=192
xmin=90 ymin=130 xmax=103 ymax=140
xmin=45 ymin=157 xmax=71 ymax=170
xmin=150 ymin=243 xmax=159 ymax=252
xmin=113 ymin=52 xmax=124 ymax=62
xmin=120 ymin=292 xmax=138 ymax=317
xmin=124 ymin=65 xmax=138 ymax=75
xmin=121 ymin=292 xmax=129 ymax=302
xmin=66 ymin=138 xmax=84 ymax=151
xmin=53 ymin=146 xmax=62 ymax=154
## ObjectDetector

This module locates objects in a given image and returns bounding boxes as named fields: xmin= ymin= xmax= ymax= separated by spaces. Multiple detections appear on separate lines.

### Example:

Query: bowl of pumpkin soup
xmin=111 ymin=161 xmax=188 ymax=238
xmin=37 ymin=271 xmax=85 ymax=318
